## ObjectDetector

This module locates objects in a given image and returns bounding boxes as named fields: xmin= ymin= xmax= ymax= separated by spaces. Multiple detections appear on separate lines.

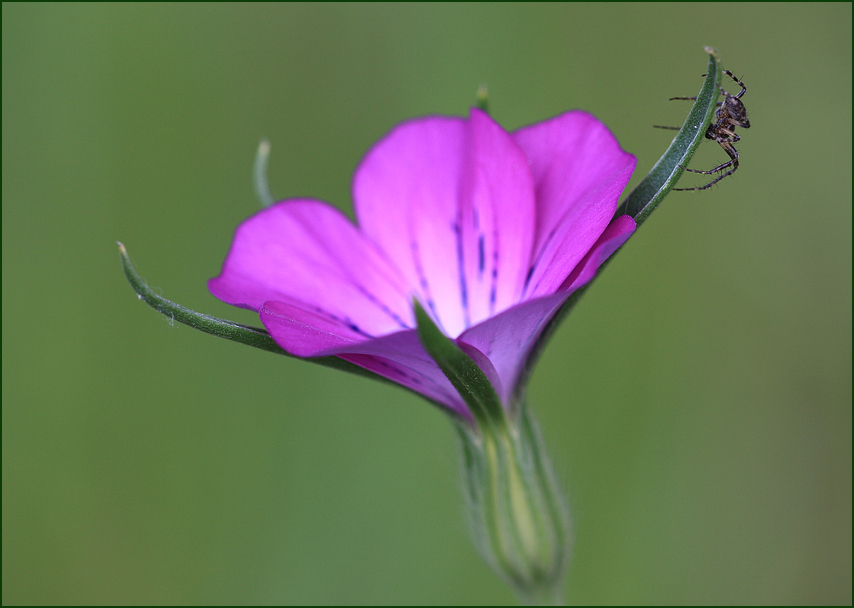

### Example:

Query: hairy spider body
xmin=659 ymin=69 xmax=750 ymax=191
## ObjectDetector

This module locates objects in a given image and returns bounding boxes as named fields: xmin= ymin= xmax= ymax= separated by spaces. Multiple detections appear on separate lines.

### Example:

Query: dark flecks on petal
xmin=345 ymin=320 xmax=368 ymax=337
xmin=521 ymin=226 xmax=559 ymax=298
xmin=524 ymin=265 xmax=536 ymax=291
xmin=409 ymin=238 xmax=445 ymax=333
xmin=488 ymin=229 xmax=501 ymax=314
xmin=511 ymin=111 xmax=636 ymax=299
xmin=453 ymin=109 xmax=536 ymax=332
xmin=452 ymin=218 xmax=472 ymax=330
xmin=309 ymin=304 xmax=374 ymax=339
xmin=357 ymin=284 xmax=410 ymax=330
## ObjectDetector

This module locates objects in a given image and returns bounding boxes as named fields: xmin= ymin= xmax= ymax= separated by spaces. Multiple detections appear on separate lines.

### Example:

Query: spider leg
xmin=681 ymin=140 xmax=739 ymax=174
xmin=722 ymin=69 xmax=747 ymax=99
xmin=670 ymin=69 xmax=748 ymax=191
xmin=702 ymin=70 xmax=747 ymax=99
xmin=718 ymin=126 xmax=741 ymax=142
xmin=681 ymin=158 xmax=736 ymax=175
xmin=672 ymin=161 xmax=739 ymax=190
xmin=673 ymin=141 xmax=740 ymax=190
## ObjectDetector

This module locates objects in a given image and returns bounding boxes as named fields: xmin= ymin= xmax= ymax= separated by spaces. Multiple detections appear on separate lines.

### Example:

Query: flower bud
xmin=456 ymin=404 xmax=569 ymax=605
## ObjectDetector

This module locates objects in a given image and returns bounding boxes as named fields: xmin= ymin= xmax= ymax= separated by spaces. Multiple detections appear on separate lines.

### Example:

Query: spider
xmin=657 ymin=69 xmax=750 ymax=191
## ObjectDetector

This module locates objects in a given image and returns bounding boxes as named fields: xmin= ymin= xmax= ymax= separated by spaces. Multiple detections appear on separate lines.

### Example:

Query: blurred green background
xmin=3 ymin=3 xmax=850 ymax=604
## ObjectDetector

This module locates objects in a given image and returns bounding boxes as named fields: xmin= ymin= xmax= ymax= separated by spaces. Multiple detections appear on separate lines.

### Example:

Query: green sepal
xmin=117 ymin=242 xmax=395 ymax=382
xmin=413 ymin=299 xmax=505 ymax=428
xmin=616 ymin=46 xmax=722 ymax=226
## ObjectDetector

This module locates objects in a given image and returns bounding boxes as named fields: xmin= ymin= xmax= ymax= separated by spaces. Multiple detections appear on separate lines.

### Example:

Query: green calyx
xmin=455 ymin=405 xmax=569 ymax=605
xmin=413 ymin=300 xmax=568 ymax=603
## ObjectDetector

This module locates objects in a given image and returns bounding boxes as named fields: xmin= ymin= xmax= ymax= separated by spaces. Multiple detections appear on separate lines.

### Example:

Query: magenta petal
xmin=259 ymin=298 xmax=369 ymax=356
xmin=334 ymin=331 xmax=472 ymax=419
xmin=209 ymin=108 xmax=638 ymax=418
xmin=562 ymin=214 xmax=636 ymax=292
xmin=513 ymin=111 xmax=636 ymax=299
xmin=258 ymin=298 xmax=471 ymax=418
xmin=209 ymin=200 xmax=413 ymax=338
xmin=458 ymin=291 xmax=568 ymax=405
xmin=260 ymin=299 xmax=470 ymax=418
xmin=460 ymin=215 xmax=636 ymax=404
xmin=340 ymin=348 xmax=471 ymax=420
xmin=353 ymin=109 xmax=536 ymax=338
xmin=353 ymin=116 xmax=467 ymax=337
xmin=455 ymin=110 xmax=535 ymax=328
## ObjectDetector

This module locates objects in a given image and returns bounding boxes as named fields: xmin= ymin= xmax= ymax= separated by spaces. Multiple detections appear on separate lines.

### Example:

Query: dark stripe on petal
xmin=522 ymin=226 xmax=559 ymax=297
xmin=489 ymin=228 xmax=499 ymax=312
xmin=410 ymin=237 xmax=443 ymax=328
xmin=454 ymin=217 xmax=471 ymax=329
xmin=356 ymin=284 xmax=411 ymax=330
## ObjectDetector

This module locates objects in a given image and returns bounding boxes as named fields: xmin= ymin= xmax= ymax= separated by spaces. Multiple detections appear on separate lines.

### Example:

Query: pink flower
xmin=209 ymin=108 xmax=636 ymax=423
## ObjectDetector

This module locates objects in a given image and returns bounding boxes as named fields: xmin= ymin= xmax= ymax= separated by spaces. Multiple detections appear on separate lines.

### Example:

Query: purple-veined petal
xmin=263 ymin=307 xmax=472 ymax=420
xmin=258 ymin=297 xmax=370 ymax=355
xmin=354 ymin=109 xmax=536 ymax=338
xmin=209 ymin=109 xmax=637 ymax=418
xmin=455 ymin=110 xmax=536 ymax=329
xmin=209 ymin=200 xmax=413 ymax=339
xmin=352 ymin=116 xmax=466 ymax=337
xmin=459 ymin=215 xmax=636 ymax=405
xmin=512 ymin=111 xmax=636 ymax=300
